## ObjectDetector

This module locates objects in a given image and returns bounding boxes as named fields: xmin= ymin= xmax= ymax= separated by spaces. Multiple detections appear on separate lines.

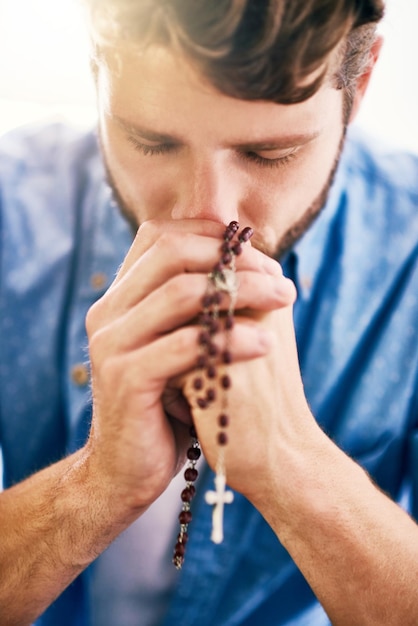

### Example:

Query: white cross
xmin=205 ymin=472 xmax=234 ymax=544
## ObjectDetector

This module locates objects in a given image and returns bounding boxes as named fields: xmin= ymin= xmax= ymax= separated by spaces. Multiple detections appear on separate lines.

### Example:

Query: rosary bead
xmin=221 ymin=374 xmax=231 ymax=389
xmin=197 ymin=354 xmax=207 ymax=369
xmin=221 ymin=241 xmax=231 ymax=253
xmin=197 ymin=397 xmax=208 ymax=409
xmin=207 ymin=364 xmax=217 ymax=379
xmin=217 ymin=432 xmax=228 ymax=446
xmin=238 ymin=226 xmax=254 ymax=242
xmin=202 ymin=294 xmax=214 ymax=308
xmin=199 ymin=330 xmax=211 ymax=345
xmin=212 ymin=291 xmax=223 ymax=306
xmin=184 ymin=467 xmax=198 ymax=482
xmin=181 ymin=485 xmax=196 ymax=502
xmin=209 ymin=319 xmax=220 ymax=335
xmin=199 ymin=312 xmax=211 ymax=326
xmin=179 ymin=510 xmax=193 ymax=524
xmin=222 ymin=350 xmax=232 ymax=364
xmin=222 ymin=252 xmax=232 ymax=265
xmin=187 ymin=446 xmax=201 ymax=461
xmin=174 ymin=542 xmax=186 ymax=556
xmin=228 ymin=220 xmax=239 ymax=232
xmin=225 ymin=315 xmax=234 ymax=330
xmin=232 ymin=242 xmax=242 ymax=255
xmin=193 ymin=377 xmax=204 ymax=391
xmin=218 ymin=413 xmax=229 ymax=428
xmin=208 ymin=343 xmax=218 ymax=357
xmin=206 ymin=388 xmax=216 ymax=402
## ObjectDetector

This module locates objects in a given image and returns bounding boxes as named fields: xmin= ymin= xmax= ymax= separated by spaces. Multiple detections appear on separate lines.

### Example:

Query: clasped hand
xmin=85 ymin=219 xmax=310 ymax=515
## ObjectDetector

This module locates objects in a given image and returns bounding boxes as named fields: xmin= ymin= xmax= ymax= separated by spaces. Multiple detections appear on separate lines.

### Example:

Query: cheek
xmin=103 ymin=123 xmax=179 ymax=220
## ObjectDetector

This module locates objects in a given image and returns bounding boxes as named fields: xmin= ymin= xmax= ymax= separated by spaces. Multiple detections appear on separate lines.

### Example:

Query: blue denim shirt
xmin=1 ymin=122 xmax=417 ymax=626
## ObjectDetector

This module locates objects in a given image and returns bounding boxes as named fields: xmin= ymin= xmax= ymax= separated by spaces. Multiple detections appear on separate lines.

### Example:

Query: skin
xmin=1 ymin=36 xmax=418 ymax=626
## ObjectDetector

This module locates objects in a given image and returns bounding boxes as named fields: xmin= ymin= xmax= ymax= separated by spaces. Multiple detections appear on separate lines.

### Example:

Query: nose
xmin=170 ymin=153 xmax=240 ymax=225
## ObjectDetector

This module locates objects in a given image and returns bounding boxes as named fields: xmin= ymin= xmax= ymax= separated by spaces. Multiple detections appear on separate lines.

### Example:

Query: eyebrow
xmin=114 ymin=115 xmax=321 ymax=150
xmin=115 ymin=116 xmax=180 ymax=144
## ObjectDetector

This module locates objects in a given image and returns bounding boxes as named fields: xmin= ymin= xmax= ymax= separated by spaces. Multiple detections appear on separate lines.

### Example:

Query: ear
xmin=348 ymin=34 xmax=383 ymax=123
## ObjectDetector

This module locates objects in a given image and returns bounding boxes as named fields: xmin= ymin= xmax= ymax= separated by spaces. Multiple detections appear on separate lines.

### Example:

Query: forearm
xmin=255 ymin=432 xmax=418 ymax=625
xmin=0 ymin=447 xmax=140 ymax=626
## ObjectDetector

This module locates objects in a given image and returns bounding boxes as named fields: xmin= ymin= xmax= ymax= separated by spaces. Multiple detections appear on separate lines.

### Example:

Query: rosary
xmin=173 ymin=221 xmax=253 ymax=569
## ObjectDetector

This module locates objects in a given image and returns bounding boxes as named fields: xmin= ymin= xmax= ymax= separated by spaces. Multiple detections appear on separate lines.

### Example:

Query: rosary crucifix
xmin=173 ymin=222 xmax=254 ymax=569
xmin=205 ymin=468 xmax=234 ymax=544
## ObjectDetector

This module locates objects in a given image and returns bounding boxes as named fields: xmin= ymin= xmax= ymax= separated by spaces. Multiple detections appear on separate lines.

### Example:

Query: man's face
xmin=97 ymin=45 xmax=346 ymax=257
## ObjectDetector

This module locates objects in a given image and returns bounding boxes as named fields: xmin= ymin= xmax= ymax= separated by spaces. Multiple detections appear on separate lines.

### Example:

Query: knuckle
xmin=169 ymin=326 xmax=196 ymax=359
xmin=137 ymin=219 xmax=161 ymax=242
xmin=85 ymin=299 xmax=102 ymax=337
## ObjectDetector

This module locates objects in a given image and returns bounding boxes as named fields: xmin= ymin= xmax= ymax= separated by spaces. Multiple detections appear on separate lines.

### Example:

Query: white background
xmin=0 ymin=0 xmax=417 ymax=152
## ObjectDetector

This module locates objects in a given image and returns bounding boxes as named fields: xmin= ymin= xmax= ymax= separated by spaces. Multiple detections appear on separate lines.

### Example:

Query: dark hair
xmin=85 ymin=0 xmax=385 ymax=104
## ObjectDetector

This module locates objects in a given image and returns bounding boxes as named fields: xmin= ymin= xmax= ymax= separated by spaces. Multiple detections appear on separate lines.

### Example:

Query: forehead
xmin=97 ymin=44 xmax=341 ymax=141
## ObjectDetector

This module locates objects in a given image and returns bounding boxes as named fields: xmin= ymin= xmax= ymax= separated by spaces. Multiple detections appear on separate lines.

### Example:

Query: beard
xmin=100 ymin=126 xmax=347 ymax=261
xmin=274 ymin=127 xmax=346 ymax=259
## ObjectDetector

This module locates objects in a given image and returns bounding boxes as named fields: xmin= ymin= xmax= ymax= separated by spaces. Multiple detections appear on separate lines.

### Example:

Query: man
xmin=1 ymin=0 xmax=418 ymax=624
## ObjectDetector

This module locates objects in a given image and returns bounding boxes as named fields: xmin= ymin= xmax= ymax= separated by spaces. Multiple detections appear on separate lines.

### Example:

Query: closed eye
xmin=127 ymin=137 xmax=179 ymax=156
xmin=240 ymin=148 xmax=299 ymax=169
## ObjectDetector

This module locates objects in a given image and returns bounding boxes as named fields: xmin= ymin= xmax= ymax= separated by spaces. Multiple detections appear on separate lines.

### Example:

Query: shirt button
xmin=71 ymin=363 xmax=90 ymax=387
xmin=90 ymin=272 xmax=107 ymax=290
xmin=300 ymin=275 xmax=312 ymax=291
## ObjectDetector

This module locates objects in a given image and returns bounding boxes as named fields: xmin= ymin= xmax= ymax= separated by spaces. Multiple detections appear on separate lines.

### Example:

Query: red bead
xmin=228 ymin=220 xmax=239 ymax=232
xmin=199 ymin=312 xmax=211 ymax=326
xmin=208 ymin=343 xmax=218 ymax=357
xmin=202 ymin=294 xmax=214 ymax=308
xmin=217 ymin=432 xmax=228 ymax=446
xmin=225 ymin=315 xmax=234 ymax=330
xmin=197 ymin=354 xmax=207 ymax=369
xmin=175 ymin=542 xmax=186 ymax=556
xmin=206 ymin=388 xmax=216 ymax=402
xmin=197 ymin=397 xmax=208 ymax=409
xmin=193 ymin=377 xmax=203 ymax=390
xmin=222 ymin=242 xmax=231 ymax=253
xmin=212 ymin=291 xmax=223 ymax=305
xmin=222 ymin=252 xmax=232 ymax=265
xmin=222 ymin=350 xmax=232 ymax=364
xmin=181 ymin=485 xmax=196 ymax=502
xmin=184 ymin=467 xmax=198 ymax=481
xmin=199 ymin=331 xmax=210 ymax=345
xmin=221 ymin=374 xmax=231 ymax=389
xmin=238 ymin=226 xmax=254 ymax=242
xmin=187 ymin=446 xmax=201 ymax=461
xmin=207 ymin=364 xmax=217 ymax=379
xmin=232 ymin=242 xmax=242 ymax=255
xmin=209 ymin=319 xmax=219 ymax=335
xmin=179 ymin=510 xmax=193 ymax=524
xmin=218 ymin=413 xmax=229 ymax=427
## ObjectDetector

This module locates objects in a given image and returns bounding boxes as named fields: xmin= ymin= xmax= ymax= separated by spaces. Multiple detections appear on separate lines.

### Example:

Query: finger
xmin=97 ymin=321 xmax=272 ymax=406
xmin=91 ymin=271 xmax=295 ymax=355
xmin=101 ymin=230 xmax=284 ymax=322
xmin=113 ymin=219 xmax=227 ymax=286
